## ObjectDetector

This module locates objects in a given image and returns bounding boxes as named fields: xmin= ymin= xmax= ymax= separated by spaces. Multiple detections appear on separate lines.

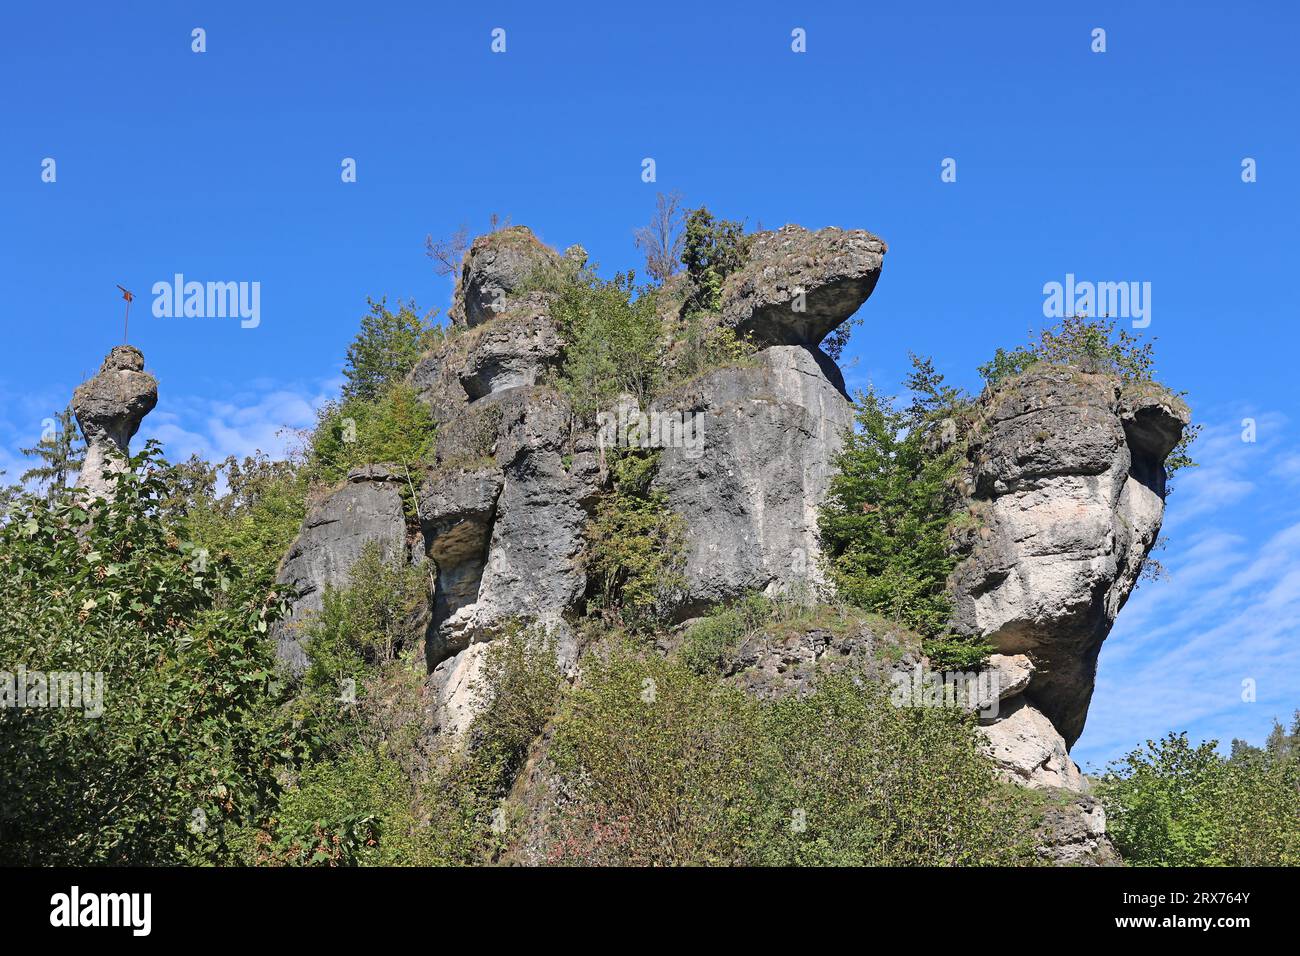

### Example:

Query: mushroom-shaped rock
xmin=450 ymin=226 xmax=562 ymax=329
xmin=719 ymin=225 xmax=886 ymax=347
xmin=949 ymin=365 xmax=1191 ymax=747
xmin=71 ymin=345 xmax=158 ymax=500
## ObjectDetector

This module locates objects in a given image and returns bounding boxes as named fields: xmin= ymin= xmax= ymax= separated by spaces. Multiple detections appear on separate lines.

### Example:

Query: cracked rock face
xmin=654 ymin=345 xmax=853 ymax=618
xmin=71 ymin=345 xmax=158 ymax=500
xmin=273 ymin=466 xmax=418 ymax=673
xmin=950 ymin=365 xmax=1190 ymax=747
xmin=719 ymin=225 xmax=886 ymax=347
xmin=449 ymin=226 xmax=561 ymax=329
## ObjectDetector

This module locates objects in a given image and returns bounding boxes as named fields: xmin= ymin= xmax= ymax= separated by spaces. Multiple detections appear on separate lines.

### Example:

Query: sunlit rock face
xmin=72 ymin=345 xmax=158 ymax=500
xmin=949 ymin=366 xmax=1190 ymax=749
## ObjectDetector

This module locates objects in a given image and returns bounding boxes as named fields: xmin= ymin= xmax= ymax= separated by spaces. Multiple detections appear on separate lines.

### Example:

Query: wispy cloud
xmin=1075 ymin=410 xmax=1300 ymax=770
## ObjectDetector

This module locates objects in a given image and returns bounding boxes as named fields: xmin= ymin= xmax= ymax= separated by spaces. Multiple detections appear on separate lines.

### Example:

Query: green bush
xmin=582 ymin=450 xmax=685 ymax=631
xmin=533 ymin=264 xmax=663 ymax=421
xmin=681 ymin=207 xmax=750 ymax=316
xmin=545 ymin=643 xmax=1035 ymax=865
xmin=164 ymin=452 xmax=307 ymax=597
xmin=302 ymin=543 xmax=430 ymax=697
xmin=818 ymin=357 xmax=990 ymax=667
xmin=309 ymin=381 xmax=437 ymax=488
xmin=342 ymin=297 xmax=443 ymax=403
xmin=0 ymin=444 xmax=298 ymax=865
xmin=1101 ymin=726 xmax=1300 ymax=866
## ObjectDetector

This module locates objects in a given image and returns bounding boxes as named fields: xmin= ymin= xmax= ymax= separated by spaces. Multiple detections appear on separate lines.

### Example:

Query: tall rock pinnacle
xmin=71 ymin=345 xmax=158 ymax=500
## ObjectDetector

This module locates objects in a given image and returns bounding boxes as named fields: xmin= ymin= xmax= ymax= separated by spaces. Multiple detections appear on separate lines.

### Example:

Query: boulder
xmin=273 ymin=469 xmax=413 ymax=673
xmin=449 ymin=226 xmax=562 ymax=329
xmin=718 ymin=225 xmax=886 ymax=346
xmin=71 ymin=345 xmax=158 ymax=500
xmin=977 ymin=695 xmax=1089 ymax=792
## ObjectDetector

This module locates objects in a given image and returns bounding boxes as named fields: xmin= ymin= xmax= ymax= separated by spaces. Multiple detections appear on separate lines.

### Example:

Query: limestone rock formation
xmin=1032 ymin=789 xmax=1120 ymax=866
xmin=449 ymin=225 xmax=561 ymax=329
xmin=653 ymin=345 xmax=853 ymax=617
xmin=719 ymin=225 xmax=886 ymax=346
xmin=273 ymin=465 xmax=418 ymax=673
xmin=71 ymin=345 xmax=158 ymax=500
xmin=949 ymin=365 xmax=1190 ymax=748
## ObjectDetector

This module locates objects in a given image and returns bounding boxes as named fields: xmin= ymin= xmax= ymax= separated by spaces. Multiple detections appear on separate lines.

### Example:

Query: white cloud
xmin=1074 ymin=411 xmax=1300 ymax=770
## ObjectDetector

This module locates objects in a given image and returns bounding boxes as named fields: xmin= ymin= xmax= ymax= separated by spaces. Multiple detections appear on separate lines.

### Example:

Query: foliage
xmin=301 ymin=543 xmax=430 ymax=697
xmin=819 ymin=358 xmax=976 ymax=649
xmin=546 ymin=643 xmax=1035 ymax=865
xmin=681 ymin=207 xmax=750 ymax=315
xmin=0 ymin=443 xmax=298 ymax=865
xmin=977 ymin=316 xmax=1198 ymax=485
xmin=582 ymin=450 xmax=685 ymax=631
xmin=18 ymin=404 xmax=84 ymax=500
xmin=665 ymin=314 xmax=758 ymax=387
xmin=163 ymin=453 xmax=307 ymax=597
xmin=1100 ymin=726 xmax=1300 ymax=866
xmin=309 ymin=381 xmax=437 ymax=488
xmin=534 ymin=263 xmax=663 ymax=420
xmin=341 ymin=298 xmax=443 ymax=403
xmin=679 ymin=593 xmax=778 ymax=675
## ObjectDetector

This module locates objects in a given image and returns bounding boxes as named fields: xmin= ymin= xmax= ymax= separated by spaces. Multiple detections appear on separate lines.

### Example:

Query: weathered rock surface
xmin=949 ymin=365 xmax=1190 ymax=746
xmin=449 ymin=226 xmax=561 ymax=329
xmin=72 ymin=345 xmax=158 ymax=500
xmin=654 ymin=345 xmax=852 ymax=618
xmin=977 ymin=695 xmax=1089 ymax=792
xmin=458 ymin=298 xmax=563 ymax=400
xmin=720 ymin=615 xmax=923 ymax=701
xmin=273 ymin=467 xmax=415 ymax=673
xmin=1032 ymin=790 xmax=1120 ymax=866
xmin=719 ymin=225 xmax=886 ymax=347
xmin=420 ymin=387 xmax=594 ymax=665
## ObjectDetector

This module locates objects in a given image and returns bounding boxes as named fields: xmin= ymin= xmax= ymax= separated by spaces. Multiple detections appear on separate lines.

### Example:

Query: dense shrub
xmin=1101 ymin=726 xmax=1300 ymax=866
xmin=582 ymin=450 xmax=685 ymax=631
xmin=534 ymin=264 xmax=663 ymax=420
xmin=680 ymin=207 xmax=750 ymax=316
xmin=341 ymin=297 xmax=443 ymax=403
xmin=309 ymin=381 xmax=437 ymax=487
xmin=0 ymin=445 xmax=298 ymax=865
xmin=546 ymin=642 xmax=1035 ymax=865
xmin=818 ymin=357 xmax=991 ymax=667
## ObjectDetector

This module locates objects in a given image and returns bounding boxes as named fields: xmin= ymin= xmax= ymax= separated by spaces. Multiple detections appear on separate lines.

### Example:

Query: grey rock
xmin=723 ymin=617 xmax=923 ymax=701
xmin=719 ymin=225 xmax=886 ymax=347
xmin=420 ymin=387 xmax=590 ymax=663
xmin=71 ymin=346 xmax=158 ymax=500
xmin=949 ymin=365 xmax=1190 ymax=746
xmin=408 ymin=342 xmax=470 ymax=424
xmin=654 ymin=345 xmax=852 ymax=618
xmin=976 ymin=695 xmax=1089 ymax=792
xmin=273 ymin=475 xmax=413 ymax=673
xmin=1033 ymin=789 xmax=1120 ymax=866
xmin=458 ymin=299 xmax=563 ymax=401
xmin=449 ymin=226 xmax=561 ymax=329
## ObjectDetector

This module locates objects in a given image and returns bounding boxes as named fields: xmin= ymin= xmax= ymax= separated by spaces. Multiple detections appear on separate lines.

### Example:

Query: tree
xmin=341 ymin=298 xmax=442 ymax=403
xmin=0 ymin=443 xmax=298 ymax=864
xmin=633 ymin=190 xmax=687 ymax=285
xmin=426 ymin=224 xmax=469 ymax=278
xmin=817 ymin=355 xmax=988 ymax=666
xmin=681 ymin=207 xmax=750 ymax=315
xmin=19 ymin=405 xmax=84 ymax=500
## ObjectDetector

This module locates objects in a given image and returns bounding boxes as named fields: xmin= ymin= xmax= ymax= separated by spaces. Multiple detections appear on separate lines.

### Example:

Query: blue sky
xmin=1 ymin=0 xmax=1296 ymax=767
